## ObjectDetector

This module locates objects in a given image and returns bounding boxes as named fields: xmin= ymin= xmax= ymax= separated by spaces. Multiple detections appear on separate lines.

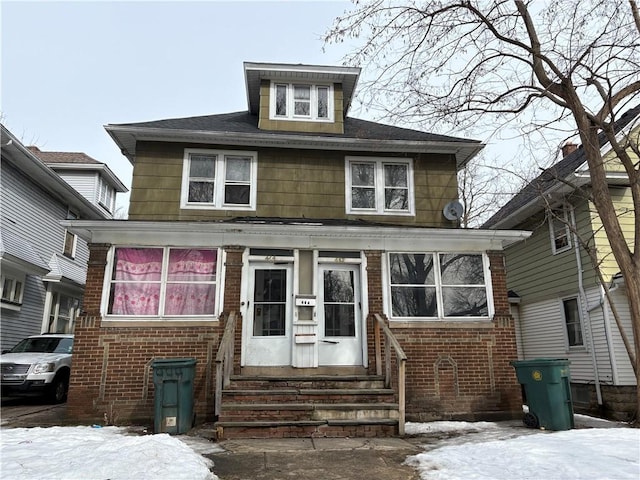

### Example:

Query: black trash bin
xmin=510 ymin=358 xmax=574 ymax=431
xmin=152 ymin=358 xmax=197 ymax=434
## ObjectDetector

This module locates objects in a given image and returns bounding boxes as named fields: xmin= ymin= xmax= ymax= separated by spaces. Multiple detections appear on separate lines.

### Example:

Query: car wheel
xmin=48 ymin=375 xmax=68 ymax=404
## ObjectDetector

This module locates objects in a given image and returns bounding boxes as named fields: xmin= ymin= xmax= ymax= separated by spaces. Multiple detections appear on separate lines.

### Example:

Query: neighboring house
xmin=484 ymin=105 xmax=639 ymax=421
xmin=0 ymin=125 xmax=127 ymax=351
xmin=65 ymin=62 xmax=530 ymax=437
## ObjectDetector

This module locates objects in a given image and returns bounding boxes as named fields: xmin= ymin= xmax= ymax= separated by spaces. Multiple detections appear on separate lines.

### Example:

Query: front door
xmin=318 ymin=264 xmax=363 ymax=366
xmin=243 ymin=263 xmax=293 ymax=366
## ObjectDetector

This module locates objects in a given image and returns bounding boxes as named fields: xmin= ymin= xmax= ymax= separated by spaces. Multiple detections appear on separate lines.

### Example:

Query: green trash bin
xmin=510 ymin=358 xmax=574 ymax=431
xmin=152 ymin=358 xmax=197 ymax=434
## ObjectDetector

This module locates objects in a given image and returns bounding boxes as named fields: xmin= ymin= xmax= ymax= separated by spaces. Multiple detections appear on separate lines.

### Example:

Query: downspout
xmin=571 ymin=208 xmax=603 ymax=405
xmin=591 ymin=284 xmax=620 ymax=385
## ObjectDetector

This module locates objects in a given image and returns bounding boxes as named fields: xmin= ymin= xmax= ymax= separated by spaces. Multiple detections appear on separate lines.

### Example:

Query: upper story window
xmin=270 ymin=82 xmax=333 ymax=122
xmin=63 ymin=210 xmax=78 ymax=259
xmin=181 ymin=149 xmax=257 ymax=210
xmin=346 ymin=157 xmax=414 ymax=216
xmin=1 ymin=272 xmax=25 ymax=310
xmin=98 ymin=177 xmax=115 ymax=212
xmin=549 ymin=206 xmax=572 ymax=254
xmin=105 ymin=247 xmax=219 ymax=319
xmin=388 ymin=252 xmax=491 ymax=320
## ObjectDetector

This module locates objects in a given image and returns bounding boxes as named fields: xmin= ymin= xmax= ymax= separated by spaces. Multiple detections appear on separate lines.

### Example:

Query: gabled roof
xmin=106 ymin=111 xmax=483 ymax=169
xmin=483 ymin=104 xmax=640 ymax=229
xmin=28 ymin=146 xmax=128 ymax=193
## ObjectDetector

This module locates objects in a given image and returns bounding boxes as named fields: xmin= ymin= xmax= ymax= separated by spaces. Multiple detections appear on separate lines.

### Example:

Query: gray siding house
xmin=0 ymin=124 xmax=127 ymax=350
xmin=483 ymin=105 xmax=639 ymax=421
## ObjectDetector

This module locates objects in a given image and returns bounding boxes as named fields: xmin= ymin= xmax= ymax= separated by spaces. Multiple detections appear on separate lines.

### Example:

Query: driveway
xmin=1 ymin=396 xmax=67 ymax=427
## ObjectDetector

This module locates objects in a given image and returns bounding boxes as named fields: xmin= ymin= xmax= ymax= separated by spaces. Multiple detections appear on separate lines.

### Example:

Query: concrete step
xmin=219 ymin=402 xmax=399 ymax=422
xmin=214 ymin=419 xmax=399 ymax=439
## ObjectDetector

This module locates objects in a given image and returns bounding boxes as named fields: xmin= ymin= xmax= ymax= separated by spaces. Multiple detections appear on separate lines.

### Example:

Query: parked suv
xmin=1 ymin=334 xmax=73 ymax=403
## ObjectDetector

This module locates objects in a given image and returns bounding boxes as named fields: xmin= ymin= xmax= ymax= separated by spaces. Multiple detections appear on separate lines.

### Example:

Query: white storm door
xmin=244 ymin=264 xmax=293 ymax=366
xmin=318 ymin=264 xmax=363 ymax=366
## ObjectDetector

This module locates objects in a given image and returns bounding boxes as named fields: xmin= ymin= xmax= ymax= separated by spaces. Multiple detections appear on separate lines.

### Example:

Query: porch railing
xmin=373 ymin=313 xmax=407 ymax=435
xmin=214 ymin=311 xmax=237 ymax=417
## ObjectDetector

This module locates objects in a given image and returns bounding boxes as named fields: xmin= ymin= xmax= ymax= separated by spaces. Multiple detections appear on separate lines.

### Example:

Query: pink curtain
xmin=165 ymin=249 xmax=217 ymax=315
xmin=108 ymin=248 xmax=216 ymax=316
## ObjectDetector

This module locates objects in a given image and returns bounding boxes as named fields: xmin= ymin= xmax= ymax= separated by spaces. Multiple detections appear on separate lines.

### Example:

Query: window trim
xmin=102 ymin=246 xmax=222 ymax=321
xmin=269 ymin=81 xmax=334 ymax=122
xmin=1 ymin=271 xmax=25 ymax=310
xmin=63 ymin=229 xmax=77 ymax=259
xmin=385 ymin=252 xmax=494 ymax=321
xmin=561 ymin=296 xmax=585 ymax=349
xmin=549 ymin=205 xmax=572 ymax=254
xmin=98 ymin=177 xmax=114 ymax=212
xmin=345 ymin=157 xmax=415 ymax=216
xmin=180 ymin=148 xmax=257 ymax=211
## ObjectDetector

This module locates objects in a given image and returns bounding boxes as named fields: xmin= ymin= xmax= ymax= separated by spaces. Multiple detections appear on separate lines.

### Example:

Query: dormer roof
xmin=243 ymin=62 xmax=361 ymax=118
xmin=28 ymin=146 xmax=128 ymax=193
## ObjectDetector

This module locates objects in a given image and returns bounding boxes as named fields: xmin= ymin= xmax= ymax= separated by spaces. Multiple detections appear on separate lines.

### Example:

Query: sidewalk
xmin=205 ymin=437 xmax=423 ymax=480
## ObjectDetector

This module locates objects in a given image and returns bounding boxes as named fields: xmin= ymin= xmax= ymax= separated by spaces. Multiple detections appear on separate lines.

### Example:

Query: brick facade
xmin=67 ymin=244 xmax=520 ymax=427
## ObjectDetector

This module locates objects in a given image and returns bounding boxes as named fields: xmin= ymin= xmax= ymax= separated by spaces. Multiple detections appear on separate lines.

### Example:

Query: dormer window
xmin=98 ymin=177 xmax=115 ymax=212
xmin=270 ymin=82 xmax=333 ymax=122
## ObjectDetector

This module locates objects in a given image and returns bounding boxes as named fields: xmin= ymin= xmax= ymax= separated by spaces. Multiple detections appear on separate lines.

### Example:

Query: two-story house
xmin=0 ymin=125 xmax=127 ymax=351
xmin=484 ymin=104 xmax=639 ymax=421
xmin=65 ymin=62 xmax=530 ymax=438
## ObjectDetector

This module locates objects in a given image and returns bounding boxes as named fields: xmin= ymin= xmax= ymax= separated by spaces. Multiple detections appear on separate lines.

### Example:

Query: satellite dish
xmin=443 ymin=200 xmax=464 ymax=221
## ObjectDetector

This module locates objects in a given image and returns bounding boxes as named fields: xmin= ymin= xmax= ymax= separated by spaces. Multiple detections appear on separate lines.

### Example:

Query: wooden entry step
xmin=214 ymin=374 xmax=400 ymax=439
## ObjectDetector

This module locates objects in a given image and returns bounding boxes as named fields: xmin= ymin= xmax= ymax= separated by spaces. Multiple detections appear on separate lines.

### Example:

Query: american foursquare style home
xmin=65 ymin=62 xmax=530 ymax=438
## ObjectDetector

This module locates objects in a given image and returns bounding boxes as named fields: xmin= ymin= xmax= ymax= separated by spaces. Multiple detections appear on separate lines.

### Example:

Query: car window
xmin=9 ymin=337 xmax=72 ymax=354
xmin=54 ymin=338 xmax=73 ymax=354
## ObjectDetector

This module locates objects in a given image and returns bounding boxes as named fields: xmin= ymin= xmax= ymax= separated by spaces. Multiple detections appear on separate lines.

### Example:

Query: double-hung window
xmin=106 ymin=247 xmax=218 ymax=318
xmin=388 ymin=252 xmax=490 ymax=320
xmin=562 ymin=297 xmax=584 ymax=347
xmin=346 ymin=157 xmax=414 ymax=215
xmin=181 ymin=149 xmax=257 ymax=210
xmin=98 ymin=178 xmax=114 ymax=212
xmin=549 ymin=206 xmax=572 ymax=254
xmin=63 ymin=210 xmax=78 ymax=259
xmin=270 ymin=82 xmax=333 ymax=121
xmin=1 ymin=272 xmax=25 ymax=309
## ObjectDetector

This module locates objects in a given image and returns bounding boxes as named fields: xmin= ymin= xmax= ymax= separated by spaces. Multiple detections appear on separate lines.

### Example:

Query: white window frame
xmin=63 ymin=229 xmax=77 ymax=259
xmin=269 ymin=81 xmax=334 ymax=122
xmin=561 ymin=296 xmax=585 ymax=349
xmin=345 ymin=157 xmax=415 ymax=216
xmin=43 ymin=291 xmax=80 ymax=333
xmin=98 ymin=177 xmax=114 ymax=212
xmin=181 ymin=148 xmax=257 ymax=210
xmin=102 ymin=246 xmax=222 ymax=321
xmin=549 ymin=205 xmax=572 ymax=254
xmin=1 ymin=271 xmax=26 ymax=310
xmin=385 ymin=252 xmax=494 ymax=321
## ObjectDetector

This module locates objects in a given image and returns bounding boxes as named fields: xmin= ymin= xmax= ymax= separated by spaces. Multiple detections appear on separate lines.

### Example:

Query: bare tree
xmin=326 ymin=0 xmax=640 ymax=419
xmin=458 ymin=153 xmax=539 ymax=227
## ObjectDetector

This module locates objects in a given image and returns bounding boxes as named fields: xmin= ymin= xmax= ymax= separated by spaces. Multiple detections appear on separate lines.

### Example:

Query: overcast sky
xmin=1 ymin=0 xmax=355 ymax=211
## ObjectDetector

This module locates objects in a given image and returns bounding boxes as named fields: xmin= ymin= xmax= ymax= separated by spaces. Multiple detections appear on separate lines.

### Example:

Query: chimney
xmin=561 ymin=142 xmax=578 ymax=158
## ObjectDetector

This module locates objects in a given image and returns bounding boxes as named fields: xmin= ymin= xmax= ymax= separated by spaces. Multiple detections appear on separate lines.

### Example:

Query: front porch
xmin=213 ymin=312 xmax=407 ymax=438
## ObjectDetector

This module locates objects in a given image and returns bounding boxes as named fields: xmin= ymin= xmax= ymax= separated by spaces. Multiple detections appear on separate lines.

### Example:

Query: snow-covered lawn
xmin=0 ymin=416 xmax=638 ymax=480
xmin=405 ymin=417 xmax=640 ymax=480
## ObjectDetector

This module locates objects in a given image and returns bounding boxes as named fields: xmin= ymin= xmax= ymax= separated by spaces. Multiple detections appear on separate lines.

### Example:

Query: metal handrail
xmin=373 ymin=313 xmax=407 ymax=435
xmin=214 ymin=311 xmax=237 ymax=417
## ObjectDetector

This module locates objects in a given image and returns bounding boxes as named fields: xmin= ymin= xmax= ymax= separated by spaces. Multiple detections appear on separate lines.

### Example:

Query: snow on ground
xmin=0 ymin=426 xmax=220 ymax=480
xmin=405 ymin=419 xmax=640 ymax=480
xmin=0 ymin=416 xmax=637 ymax=480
